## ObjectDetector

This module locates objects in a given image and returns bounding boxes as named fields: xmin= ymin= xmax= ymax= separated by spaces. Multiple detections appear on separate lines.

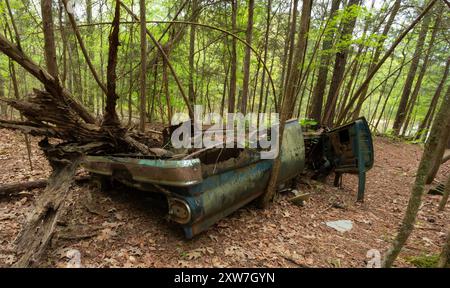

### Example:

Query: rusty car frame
xmin=83 ymin=117 xmax=373 ymax=238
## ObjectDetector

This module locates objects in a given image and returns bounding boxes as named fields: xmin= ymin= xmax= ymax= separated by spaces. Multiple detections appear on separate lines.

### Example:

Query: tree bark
xmin=102 ymin=0 xmax=121 ymax=128
xmin=139 ymin=0 xmax=147 ymax=131
xmin=13 ymin=151 xmax=81 ymax=267
xmin=283 ymin=0 xmax=300 ymax=101
xmin=240 ymin=0 xmax=254 ymax=114
xmin=188 ymin=0 xmax=198 ymax=111
xmin=286 ymin=0 xmax=313 ymax=119
xmin=228 ymin=0 xmax=238 ymax=114
xmin=438 ymin=174 xmax=450 ymax=211
xmin=0 ymin=72 xmax=5 ymax=117
xmin=257 ymin=0 xmax=272 ymax=119
xmin=425 ymin=88 xmax=450 ymax=184
xmin=322 ymin=0 xmax=360 ymax=126
xmin=41 ymin=0 xmax=59 ymax=78
xmin=438 ymin=225 xmax=450 ymax=267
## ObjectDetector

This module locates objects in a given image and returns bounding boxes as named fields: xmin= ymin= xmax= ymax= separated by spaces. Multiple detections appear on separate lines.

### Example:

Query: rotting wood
xmin=0 ymin=176 xmax=90 ymax=196
xmin=13 ymin=152 xmax=81 ymax=267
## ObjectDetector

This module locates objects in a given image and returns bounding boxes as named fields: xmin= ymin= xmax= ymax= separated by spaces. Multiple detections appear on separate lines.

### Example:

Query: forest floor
xmin=0 ymin=128 xmax=449 ymax=268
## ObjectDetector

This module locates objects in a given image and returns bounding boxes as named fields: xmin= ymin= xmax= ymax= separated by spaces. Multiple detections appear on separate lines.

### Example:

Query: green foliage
xmin=0 ymin=0 xmax=448 ymax=131
xmin=406 ymin=254 xmax=440 ymax=268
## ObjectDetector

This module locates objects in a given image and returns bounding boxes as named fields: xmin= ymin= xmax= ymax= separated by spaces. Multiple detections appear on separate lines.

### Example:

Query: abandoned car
xmin=82 ymin=117 xmax=374 ymax=238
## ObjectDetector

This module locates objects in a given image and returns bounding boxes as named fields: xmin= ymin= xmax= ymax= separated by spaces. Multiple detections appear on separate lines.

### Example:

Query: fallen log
xmin=0 ymin=180 xmax=47 ymax=195
xmin=0 ymin=176 xmax=90 ymax=196
xmin=13 ymin=154 xmax=81 ymax=267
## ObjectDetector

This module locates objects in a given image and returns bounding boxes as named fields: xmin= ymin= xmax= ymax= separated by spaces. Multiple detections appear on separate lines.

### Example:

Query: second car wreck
xmin=83 ymin=118 xmax=374 ymax=238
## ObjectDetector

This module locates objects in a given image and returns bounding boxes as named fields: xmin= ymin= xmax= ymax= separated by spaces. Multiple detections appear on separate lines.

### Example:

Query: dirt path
xmin=0 ymin=129 xmax=449 ymax=267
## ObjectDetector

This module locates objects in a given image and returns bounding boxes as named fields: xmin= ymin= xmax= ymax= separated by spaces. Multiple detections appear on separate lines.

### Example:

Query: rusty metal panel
xmin=82 ymin=156 xmax=203 ymax=187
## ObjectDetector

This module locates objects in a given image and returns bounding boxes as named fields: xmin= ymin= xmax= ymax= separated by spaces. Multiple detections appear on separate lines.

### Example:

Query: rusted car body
xmin=83 ymin=118 xmax=373 ymax=238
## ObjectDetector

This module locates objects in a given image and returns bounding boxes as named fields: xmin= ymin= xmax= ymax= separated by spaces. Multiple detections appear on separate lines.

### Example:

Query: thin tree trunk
xmin=438 ymin=226 xmax=450 ymax=268
xmin=370 ymin=56 xmax=394 ymax=126
xmin=382 ymin=84 xmax=450 ymax=267
xmin=322 ymin=0 xmax=360 ymax=126
xmin=41 ymin=0 xmax=59 ymax=78
xmin=188 ymin=0 xmax=198 ymax=110
xmin=257 ymin=0 xmax=272 ymax=119
xmin=283 ymin=0 xmax=299 ymax=99
xmin=0 ymin=71 xmax=4 ymax=117
xmin=308 ymin=0 xmax=340 ymax=122
xmin=163 ymin=59 xmax=173 ymax=124
xmin=139 ymin=0 xmax=147 ymax=132
xmin=425 ymin=98 xmax=450 ymax=184
xmin=102 ymin=0 xmax=121 ymax=127
xmin=392 ymin=9 xmax=432 ymax=135
xmin=277 ymin=0 xmax=295 ymax=110
xmin=228 ymin=0 xmax=238 ymax=114
xmin=86 ymin=0 xmax=94 ymax=108
xmin=401 ymin=15 xmax=438 ymax=136
xmin=240 ymin=0 xmax=254 ymax=114
xmin=438 ymin=175 xmax=450 ymax=211
xmin=416 ymin=57 xmax=450 ymax=139
xmin=354 ymin=0 xmax=401 ymax=117
xmin=128 ymin=22 xmax=135 ymax=126
xmin=58 ymin=0 xmax=67 ymax=87
xmin=286 ymin=0 xmax=313 ymax=119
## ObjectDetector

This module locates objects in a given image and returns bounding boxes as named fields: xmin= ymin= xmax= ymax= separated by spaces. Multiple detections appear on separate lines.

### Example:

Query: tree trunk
xmin=240 ymin=0 xmax=254 ymax=114
xmin=259 ymin=0 xmax=312 ymax=208
xmin=277 ymin=0 xmax=296 ymax=111
xmin=286 ymin=0 xmax=313 ymax=119
xmin=353 ymin=0 xmax=401 ymax=118
xmin=322 ymin=0 xmax=360 ymax=126
xmin=382 ymin=84 xmax=450 ymax=267
xmin=416 ymin=57 xmax=450 ymax=139
xmin=438 ymin=174 xmax=450 ymax=211
xmin=163 ymin=59 xmax=173 ymax=124
xmin=41 ymin=0 xmax=59 ymax=78
xmin=86 ymin=0 xmax=94 ymax=108
xmin=374 ymin=56 xmax=404 ymax=132
xmin=425 ymin=88 xmax=450 ymax=184
xmin=0 ymin=72 xmax=5 ymax=117
xmin=227 ymin=0 xmax=238 ymax=114
xmin=401 ymin=12 xmax=439 ymax=136
xmin=188 ymin=0 xmax=198 ymax=111
xmin=283 ymin=0 xmax=299 ymax=99
xmin=438 ymin=225 xmax=450 ymax=267
xmin=102 ymin=1 xmax=121 ymax=128
xmin=139 ymin=0 xmax=147 ymax=131
xmin=392 ymin=9 xmax=432 ymax=135
xmin=257 ymin=0 xmax=272 ymax=119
